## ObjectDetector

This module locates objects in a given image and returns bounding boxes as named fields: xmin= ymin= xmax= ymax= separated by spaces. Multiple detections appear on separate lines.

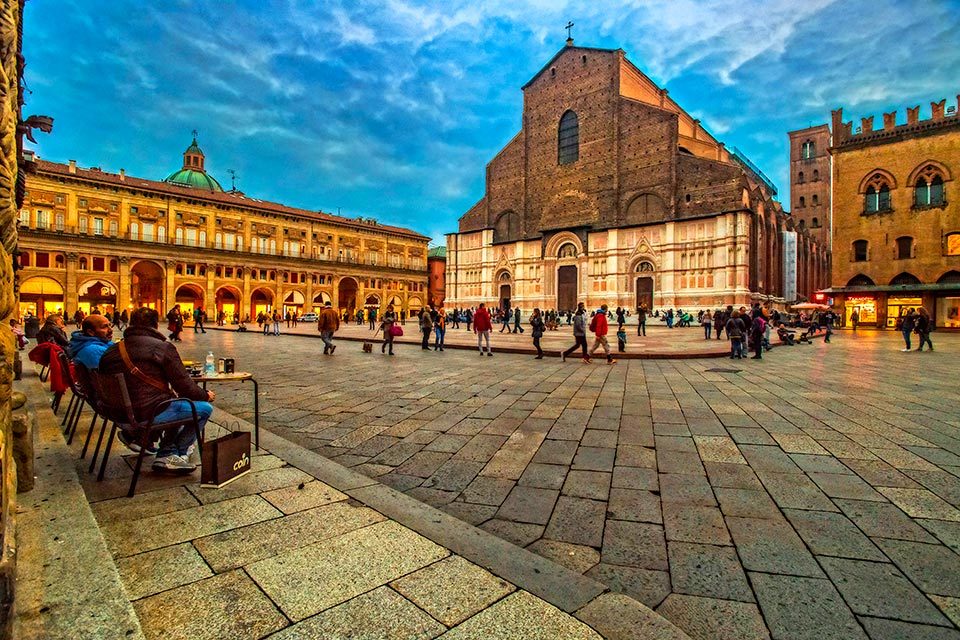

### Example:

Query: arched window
xmin=864 ymin=174 xmax=892 ymax=212
xmin=558 ymin=243 xmax=578 ymax=258
xmin=799 ymin=196 xmax=806 ymax=208
xmin=813 ymin=169 xmax=819 ymax=181
xmin=798 ymin=171 xmax=805 ymax=184
xmin=79 ymin=257 xmax=88 ymax=270
xmin=558 ymin=111 xmax=579 ymax=165
xmin=811 ymin=217 xmax=820 ymax=228
xmin=853 ymin=239 xmax=868 ymax=262
xmin=896 ymin=236 xmax=913 ymax=260
xmin=801 ymin=140 xmax=815 ymax=159
xmin=635 ymin=261 xmax=654 ymax=272
xmin=914 ymin=166 xmax=946 ymax=206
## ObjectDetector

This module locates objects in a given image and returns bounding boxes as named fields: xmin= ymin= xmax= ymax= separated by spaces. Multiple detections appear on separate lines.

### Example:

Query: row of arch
xmin=847 ymin=271 xmax=960 ymax=287
xmin=860 ymin=161 xmax=950 ymax=212
xmin=853 ymin=232 xmax=960 ymax=261
xmin=18 ymin=266 xmax=423 ymax=320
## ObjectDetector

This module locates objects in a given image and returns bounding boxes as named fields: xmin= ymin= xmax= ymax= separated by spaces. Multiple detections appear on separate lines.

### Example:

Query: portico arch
xmin=250 ymin=287 xmax=274 ymax=319
xmin=175 ymin=283 xmax=205 ymax=320
xmin=130 ymin=260 xmax=165 ymax=310
xmin=337 ymin=276 xmax=358 ymax=312
xmin=215 ymin=286 xmax=241 ymax=322
xmin=19 ymin=276 xmax=64 ymax=318
xmin=283 ymin=290 xmax=305 ymax=316
xmin=78 ymin=279 xmax=117 ymax=316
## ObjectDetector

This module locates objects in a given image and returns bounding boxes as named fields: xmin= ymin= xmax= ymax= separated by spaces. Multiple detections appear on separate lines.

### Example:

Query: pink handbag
xmin=389 ymin=324 xmax=404 ymax=337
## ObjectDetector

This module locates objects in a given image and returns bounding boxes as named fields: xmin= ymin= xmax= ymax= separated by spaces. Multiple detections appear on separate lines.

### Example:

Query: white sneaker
xmin=900 ymin=348 xmax=911 ymax=352
xmin=152 ymin=454 xmax=197 ymax=473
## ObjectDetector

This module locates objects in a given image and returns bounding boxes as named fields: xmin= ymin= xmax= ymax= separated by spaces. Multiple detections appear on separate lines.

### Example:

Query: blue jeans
xmin=434 ymin=326 xmax=445 ymax=348
xmin=901 ymin=329 xmax=912 ymax=350
xmin=730 ymin=339 xmax=744 ymax=358
xmin=140 ymin=399 xmax=213 ymax=458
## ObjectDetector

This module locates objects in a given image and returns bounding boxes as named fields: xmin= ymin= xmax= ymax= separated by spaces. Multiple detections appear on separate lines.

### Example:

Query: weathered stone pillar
xmin=117 ymin=256 xmax=130 ymax=310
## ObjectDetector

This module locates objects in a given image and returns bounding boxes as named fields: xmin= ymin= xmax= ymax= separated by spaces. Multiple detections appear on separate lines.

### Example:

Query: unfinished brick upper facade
xmin=448 ymin=42 xmax=829 ymax=312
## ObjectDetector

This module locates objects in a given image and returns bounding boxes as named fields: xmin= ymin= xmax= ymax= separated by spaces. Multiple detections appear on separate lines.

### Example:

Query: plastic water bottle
xmin=204 ymin=351 xmax=216 ymax=376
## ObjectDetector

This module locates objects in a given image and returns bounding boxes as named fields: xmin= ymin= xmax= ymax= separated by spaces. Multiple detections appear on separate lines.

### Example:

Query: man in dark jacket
xmin=99 ymin=307 xmax=215 ymax=473
xmin=318 ymin=301 xmax=340 ymax=354
xmin=68 ymin=314 xmax=113 ymax=369
xmin=37 ymin=314 xmax=70 ymax=349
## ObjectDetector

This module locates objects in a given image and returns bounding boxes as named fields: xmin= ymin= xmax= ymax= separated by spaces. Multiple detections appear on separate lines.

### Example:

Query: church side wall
xmin=616 ymin=100 xmax=677 ymax=224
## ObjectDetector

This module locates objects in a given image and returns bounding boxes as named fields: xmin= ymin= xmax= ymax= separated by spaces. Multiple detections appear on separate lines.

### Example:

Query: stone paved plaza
xmin=183 ymin=327 xmax=960 ymax=640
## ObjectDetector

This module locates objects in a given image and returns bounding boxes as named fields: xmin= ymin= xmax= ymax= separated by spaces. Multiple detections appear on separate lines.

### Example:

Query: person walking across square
xmin=588 ymin=304 xmax=616 ymax=364
xmin=318 ymin=301 xmax=340 ymax=355
xmin=474 ymin=303 xmax=493 ymax=356
xmin=561 ymin=303 xmax=590 ymax=363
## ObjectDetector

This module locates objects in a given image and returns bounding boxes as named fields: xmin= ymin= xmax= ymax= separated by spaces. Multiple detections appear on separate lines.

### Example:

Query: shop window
xmin=853 ymin=239 xmax=868 ymax=262
xmin=558 ymin=110 xmax=579 ymax=165
xmin=896 ymin=236 xmax=913 ymax=260
xmin=946 ymin=233 xmax=960 ymax=256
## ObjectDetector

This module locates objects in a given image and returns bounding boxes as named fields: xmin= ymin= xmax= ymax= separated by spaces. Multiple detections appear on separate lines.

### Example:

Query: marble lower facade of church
xmin=446 ymin=210 xmax=791 ymax=313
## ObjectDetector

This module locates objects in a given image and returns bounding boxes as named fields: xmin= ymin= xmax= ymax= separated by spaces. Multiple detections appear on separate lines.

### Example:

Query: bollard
xmin=11 ymin=410 xmax=34 ymax=493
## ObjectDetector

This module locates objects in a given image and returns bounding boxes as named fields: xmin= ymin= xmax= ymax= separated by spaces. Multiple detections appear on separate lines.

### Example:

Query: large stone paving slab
xmin=185 ymin=330 xmax=960 ymax=640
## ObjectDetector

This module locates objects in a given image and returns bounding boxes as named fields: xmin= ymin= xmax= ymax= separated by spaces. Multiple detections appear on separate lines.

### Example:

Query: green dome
xmin=164 ymin=168 xmax=224 ymax=192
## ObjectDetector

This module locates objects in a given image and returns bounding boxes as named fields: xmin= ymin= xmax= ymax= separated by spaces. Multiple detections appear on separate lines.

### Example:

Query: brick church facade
xmin=445 ymin=41 xmax=829 ymax=313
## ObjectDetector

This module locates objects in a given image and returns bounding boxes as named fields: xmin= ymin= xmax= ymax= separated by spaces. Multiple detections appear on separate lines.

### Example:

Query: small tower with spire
xmin=182 ymin=130 xmax=205 ymax=171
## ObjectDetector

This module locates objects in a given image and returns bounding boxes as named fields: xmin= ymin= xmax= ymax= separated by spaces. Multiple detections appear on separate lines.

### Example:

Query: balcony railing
xmin=18 ymin=224 xmax=425 ymax=272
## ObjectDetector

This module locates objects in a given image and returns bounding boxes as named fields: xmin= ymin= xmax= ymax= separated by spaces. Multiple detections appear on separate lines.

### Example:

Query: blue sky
xmin=22 ymin=0 xmax=960 ymax=244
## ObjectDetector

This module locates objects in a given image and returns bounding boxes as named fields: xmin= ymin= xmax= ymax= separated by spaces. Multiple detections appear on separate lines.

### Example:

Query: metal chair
xmin=89 ymin=371 xmax=203 ymax=497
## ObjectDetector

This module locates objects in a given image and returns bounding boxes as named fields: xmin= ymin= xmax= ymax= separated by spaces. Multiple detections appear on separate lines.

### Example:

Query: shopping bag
xmin=389 ymin=324 xmax=404 ymax=337
xmin=200 ymin=430 xmax=252 ymax=488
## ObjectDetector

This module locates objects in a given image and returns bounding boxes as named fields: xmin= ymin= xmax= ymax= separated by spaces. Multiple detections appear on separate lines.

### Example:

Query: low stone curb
xmin=207 ymin=326 xmax=730 ymax=360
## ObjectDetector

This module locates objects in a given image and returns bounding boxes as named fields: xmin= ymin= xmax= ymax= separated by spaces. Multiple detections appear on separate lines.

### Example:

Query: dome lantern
xmin=163 ymin=131 xmax=224 ymax=192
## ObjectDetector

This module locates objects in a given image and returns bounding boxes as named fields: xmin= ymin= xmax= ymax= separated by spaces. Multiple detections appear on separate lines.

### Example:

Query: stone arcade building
xmin=16 ymin=139 xmax=430 ymax=321
xmin=445 ymin=41 xmax=829 ymax=314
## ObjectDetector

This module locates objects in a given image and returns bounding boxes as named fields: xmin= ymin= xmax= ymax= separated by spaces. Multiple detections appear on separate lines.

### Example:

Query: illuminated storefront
xmin=885 ymin=297 xmax=923 ymax=328
xmin=937 ymin=296 xmax=960 ymax=329
xmin=844 ymin=296 xmax=877 ymax=325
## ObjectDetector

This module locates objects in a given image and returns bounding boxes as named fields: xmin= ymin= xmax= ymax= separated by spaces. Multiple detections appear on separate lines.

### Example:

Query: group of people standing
xmin=896 ymin=308 xmax=935 ymax=352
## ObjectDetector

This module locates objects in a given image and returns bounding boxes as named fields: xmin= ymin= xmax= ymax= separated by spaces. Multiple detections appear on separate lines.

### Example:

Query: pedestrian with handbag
xmin=379 ymin=304 xmax=399 ymax=355
xmin=530 ymin=308 xmax=545 ymax=359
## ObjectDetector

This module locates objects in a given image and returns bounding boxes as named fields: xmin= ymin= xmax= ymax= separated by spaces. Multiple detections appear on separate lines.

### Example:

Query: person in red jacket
xmin=473 ymin=302 xmax=493 ymax=356
xmin=588 ymin=304 xmax=616 ymax=364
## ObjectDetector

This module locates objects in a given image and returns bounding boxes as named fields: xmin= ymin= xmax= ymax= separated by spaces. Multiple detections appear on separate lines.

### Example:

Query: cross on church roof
xmin=191 ymin=128 xmax=199 ymax=140
xmin=565 ymin=21 xmax=574 ymax=40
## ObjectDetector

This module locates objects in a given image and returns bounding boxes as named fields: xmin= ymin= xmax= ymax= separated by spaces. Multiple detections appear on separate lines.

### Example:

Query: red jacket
xmin=29 ymin=342 xmax=69 ymax=393
xmin=473 ymin=307 xmax=492 ymax=332
xmin=590 ymin=312 xmax=609 ymax=337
